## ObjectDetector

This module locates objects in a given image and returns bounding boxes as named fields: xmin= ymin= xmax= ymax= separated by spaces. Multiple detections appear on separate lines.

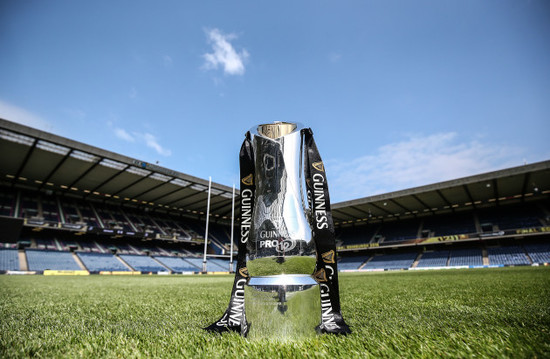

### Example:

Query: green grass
xmin=1 ymin=267 xmax=549 ymax=358
xmin=247 ymin=256 xmax=317 ymax=276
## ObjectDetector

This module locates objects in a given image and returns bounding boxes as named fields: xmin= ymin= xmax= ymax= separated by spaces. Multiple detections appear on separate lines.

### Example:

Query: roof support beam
xmin=149 ymin=185 xmax=190 ymax=203
xmin=13 ymin=139 xmax=37 ymax=184
xmin=86 ymin=165 xmax=131 ymax=196
xmin=209 ymin=199 xmax=233 ymax=213
xmin=390 ymin=199 xmax=412 ymax=213
xmin=131 ymin=178 xmax=175 ymax=199
xmin=39 ymin=149 xmax=74 ymax=189
xmin=521 ymin=172 xmax=531 ymax=202
xmin=435 ymin=190 xmax=453 ymax=212
xmin=112 ymin=173 xmax=152 ymax=197
xmin=332 ymin=208 xmax=358 ymax=221
xmin=370 ymin=202 xmax=393 ymax=216
xmin=462 ymin=185 xmax=476 ymax=209
xmin=492 ymin=179 xmax=499 ymax=206
xmin=348 ymin=205 xmax=372 ymax=218
xmin=68 ymin=158 xmax=103 ymax=188
xmin=165 ymin=191 xmax=204 ymax=206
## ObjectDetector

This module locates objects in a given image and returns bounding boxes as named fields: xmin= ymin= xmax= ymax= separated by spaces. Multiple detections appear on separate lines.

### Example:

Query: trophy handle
xmin=299 ymin=129 xmax=311 ymax=222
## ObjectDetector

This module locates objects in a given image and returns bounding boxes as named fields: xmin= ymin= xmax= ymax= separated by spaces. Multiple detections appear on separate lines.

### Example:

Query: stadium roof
xmin=332 ymin=160 xmax=550 ymax=227
xmin=1 ymin=118 xmax=549 ymax=227
xmin=0 ymin=118 xmax=236 ymax=223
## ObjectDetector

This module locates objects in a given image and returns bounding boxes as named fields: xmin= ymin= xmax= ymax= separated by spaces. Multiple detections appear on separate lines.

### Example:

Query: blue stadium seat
xmin=77 ymin=252 xmax=129 ymax=272
xmin=416 ymin=250 xmax=449 ymax=268
xmin=338 ymin=256 xmax=369 ymax=270
xmin=154 ymin=256 xmax=200 ymax=272
xmin=487 ymin=246 xmax=530 ymax=265
xmin=26 ymin=250 xmax=80 ymax=271
xmin=119 ymin=254 xmax=168 ymax=272
xmin=0 ymin=249 xmax=19 ymax=271
xmin=363 ymin=252 xmax=417 ymax=270
xmin=448 ymin=248 xmax=483 ymax=266
xmin=207 ymin=258 xmax=232 ymax=271
xmin=524 ymin=243 xmax=550 ymax=264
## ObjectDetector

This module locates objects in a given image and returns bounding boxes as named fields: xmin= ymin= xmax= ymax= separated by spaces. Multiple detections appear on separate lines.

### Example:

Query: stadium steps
xmin=18 ymin=249 xmax=27 ymax=271
xmin=524 ymin=250 xmax=534 ymax=264
xmin=482 ymin=248 xmax=489 ymax=266
xmin=357 ymin=255 xmax=373 ymax=270
xmin=115 ymin=255 xmax=136 ymax=271
xmin=411 ymin=252 xmax=423 ymax=268
xmin=151 ymin=256 xmax=172 ymax=272
xmin=72 ymin=252 xmax=88 ymax=270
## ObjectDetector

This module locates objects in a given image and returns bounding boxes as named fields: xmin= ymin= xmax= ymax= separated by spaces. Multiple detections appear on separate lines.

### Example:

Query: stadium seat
xmin=0 ymin=249 xmax=19 ymax=271
xmin=338 ymin=256 xmax=369 ymax=270
xmin=487 ymin=246 xmax=530 ymax=266
xmin=26 ymin=250 xmax=81 ymax=271
xmin=153 ymin=256 xmax=200 ymax=272
xmin=416 ymin=250 xmax=449 ymax=268
xmin=524 ymin=243 xmax=550 ymax=264
xmin=77 ymin=252 xmax=130 ymax=272
xmin=363 ymin=252 xmax=417 ymax=270
xmin=448 ymin=248 xmax=483 ymax=267
xmin=119 ymin=254 xmax=168 ymax=272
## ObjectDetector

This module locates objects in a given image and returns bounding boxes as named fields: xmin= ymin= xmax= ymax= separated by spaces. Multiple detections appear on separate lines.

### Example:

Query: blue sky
xmin=1 ymin=0 xmax=549 ymax=202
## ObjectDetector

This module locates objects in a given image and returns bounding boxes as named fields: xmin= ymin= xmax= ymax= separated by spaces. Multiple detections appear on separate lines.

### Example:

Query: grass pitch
xmin=1 ymin=267 xmax=549 ymax=358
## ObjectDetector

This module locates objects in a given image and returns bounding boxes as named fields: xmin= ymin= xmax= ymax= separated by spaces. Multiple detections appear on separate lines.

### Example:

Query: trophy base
xmin=244 ymin=274 xmax=320 ymax=340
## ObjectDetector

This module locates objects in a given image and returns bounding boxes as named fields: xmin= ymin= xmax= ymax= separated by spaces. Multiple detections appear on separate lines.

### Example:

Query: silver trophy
xmin=245 ymin=122 xmax=320 ymax=340
xmin=205 ymin=121 xmax=350 ymax=338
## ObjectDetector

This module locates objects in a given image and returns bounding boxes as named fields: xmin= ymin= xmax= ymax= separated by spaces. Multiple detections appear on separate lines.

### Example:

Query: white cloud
xmin=202 ymin=28 xmax=249 ymax=76
xmin=0 ymin=99 xmax=53 ymax=132
xmin=329 ymin=52 xmax=342 ymax=63
xmin=326 ymin=132 xmax=523 ymax=202
xmin=163 ymin=55 xmax=173 ymax=67
xmin=114 ymin=128 xmax=135 ymax=142
xmin=110 ymin=123 xmax=171 ymax=157
xmin=142 ymin=132 xmax=172 ymax=156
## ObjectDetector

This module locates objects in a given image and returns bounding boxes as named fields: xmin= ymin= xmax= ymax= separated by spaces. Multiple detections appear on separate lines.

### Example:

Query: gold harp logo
xmin=322 ymin=250 xmax=336 ymax=264
xmin=312 ymin=161 xmax=325 ymax=172
xmin=241 ymin=174 xmax=253 ymax=186
xmin=314 ymin=268 xmax=327 ymax=282
xmin=239 ymin=267 xmax=249 ymax=278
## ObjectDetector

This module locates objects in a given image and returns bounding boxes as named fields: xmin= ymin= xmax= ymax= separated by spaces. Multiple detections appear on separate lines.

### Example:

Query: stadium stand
xmin=338 ymin=256 xmax=369 ymax=270
xmin=478 ymin=204 xmax=544 ymax=231
xmin=77 ymin=252 xmax=129 ymax=272
xmin=26 ymin=250 xmax=81 ymax=271
xmin=154 ymin=256 xmax=200 ymax=272
xmin=422 ymin=213 xmax=477 ymax=237
xmin=0 ymin=249 xmax=19 ymax=271
xmin=377 ymin=220 xmax=420 ymax=243
xmin=119 ymin=254 xmax=168 ymax=272
xmin=336 ymin=226 xmax=379 ymax=245
xmin=207 ymin=257 xmax=233 ymax=271
xmin=487 ymin=246 xmax=531 ymax=266
xmin=181 ymin=256 xmax=208 ymax=270
xmin=524 ymin=243 xmax=550 ymax=264
xmin=416 ymin=250 xmax=450 ymax=268
xmin=363 ymin=252 xmax=417 ymax=270
xmin=1 ymin=119 xmax=548 ymax=274
xmin=448 ymin=248 xmax=483 ymax=267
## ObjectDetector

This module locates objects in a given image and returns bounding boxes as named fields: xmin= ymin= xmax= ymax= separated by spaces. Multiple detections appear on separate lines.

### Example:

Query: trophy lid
xmin=257 ymin=122 xmax=298 ymax=139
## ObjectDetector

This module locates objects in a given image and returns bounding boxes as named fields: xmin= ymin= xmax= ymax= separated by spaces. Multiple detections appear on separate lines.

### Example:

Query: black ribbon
xmin=204 ymin=132 xmax=254 ymax=335
xmin=205 ymin=128 xmax=350 ymax=335
xmin=303 ymin=128 xmax=351 ymax=334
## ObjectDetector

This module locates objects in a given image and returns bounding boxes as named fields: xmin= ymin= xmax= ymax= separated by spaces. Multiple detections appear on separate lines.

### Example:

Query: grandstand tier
xmin=0 ymin=118 xmax=548 ymax=274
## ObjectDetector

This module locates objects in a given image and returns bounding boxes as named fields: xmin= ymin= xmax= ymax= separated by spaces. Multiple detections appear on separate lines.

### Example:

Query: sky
xmin=1 ymin=0 xmax=549 ymax=203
